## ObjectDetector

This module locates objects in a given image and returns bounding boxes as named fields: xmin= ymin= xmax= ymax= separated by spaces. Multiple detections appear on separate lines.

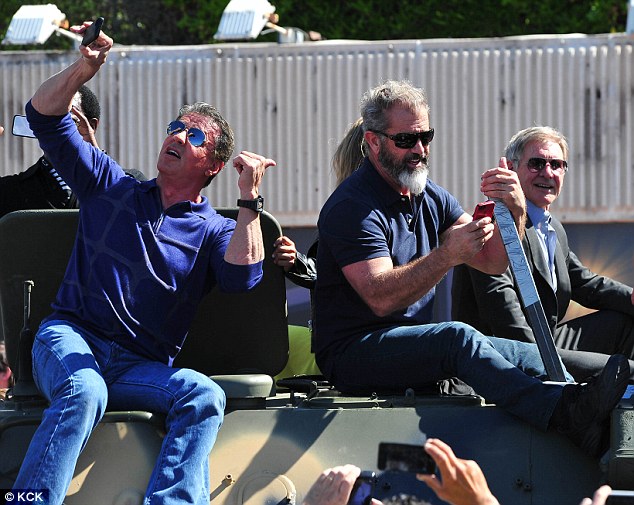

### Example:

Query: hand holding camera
xmin=418 ymin=439 xmax=499 ymax=505
xmin=346 ymin=442 xmax=436 ymax=505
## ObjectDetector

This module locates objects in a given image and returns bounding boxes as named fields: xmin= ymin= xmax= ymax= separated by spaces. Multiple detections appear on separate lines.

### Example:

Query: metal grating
xmin=1 ymin=33 xmax=633 ymax=226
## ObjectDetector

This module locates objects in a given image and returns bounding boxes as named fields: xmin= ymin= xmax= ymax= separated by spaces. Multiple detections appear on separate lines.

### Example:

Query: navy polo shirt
xmin=314 ymin=158 xmax=464 ymax=365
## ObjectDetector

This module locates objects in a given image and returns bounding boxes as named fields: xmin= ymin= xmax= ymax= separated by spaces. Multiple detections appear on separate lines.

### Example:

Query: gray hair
xmin=504 ymin=126 xmax=569 ymax=166
xmin=178 ymin=102 xmax=235 ymax=164
xmin=360 ymin=80 xmax=431 ymax=133
xmin=178 ymin=102 xmax=235 ymax=187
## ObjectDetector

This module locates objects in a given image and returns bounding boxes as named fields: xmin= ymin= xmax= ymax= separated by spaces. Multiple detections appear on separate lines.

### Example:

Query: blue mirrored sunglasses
xmin=166 ymin=120 xmax=206 ymax=147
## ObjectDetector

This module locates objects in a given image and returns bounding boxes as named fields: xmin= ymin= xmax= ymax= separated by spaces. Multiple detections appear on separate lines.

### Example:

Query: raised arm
xmin=31 ymin=21 xmax=112 ymax=116
xmin=224 ymin=151 xmax=276 ymax=265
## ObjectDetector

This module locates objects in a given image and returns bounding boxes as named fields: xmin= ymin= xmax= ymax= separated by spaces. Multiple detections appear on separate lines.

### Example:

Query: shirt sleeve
xmin=427 ymin=180 xmax=464 ymax=234
xmin=25 ymin=100 xmax=125 ymax=201
xmin=285 ymin=240 xmax=319 ymax=289
xmin=319 ymin=198 xmax=391 ymax=269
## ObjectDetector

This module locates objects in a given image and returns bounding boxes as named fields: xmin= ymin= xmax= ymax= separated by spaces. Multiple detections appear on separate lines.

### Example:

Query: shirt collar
xmin=141 ymin=179 xmax=213 ymax=219
xmin=526 ymin=200 xmax=550 ymax=228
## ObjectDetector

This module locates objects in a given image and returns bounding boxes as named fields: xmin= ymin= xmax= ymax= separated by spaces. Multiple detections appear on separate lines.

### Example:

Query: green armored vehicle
xmin=0 ymin=209 xmax=632 ymax=505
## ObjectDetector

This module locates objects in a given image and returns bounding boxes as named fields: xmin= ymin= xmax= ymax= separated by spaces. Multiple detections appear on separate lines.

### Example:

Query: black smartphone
xmin=378 ymin=442 xmax=436 ymax=474
xmin=81 ymin=17 xmax=104 ymax=46
xmin=347 ymin=470 xmax=376 ymax=505
xmin=606 ymin=490 xmax=634 ymax=504
xmin=473 ymin=200 xmax=495 ymax=221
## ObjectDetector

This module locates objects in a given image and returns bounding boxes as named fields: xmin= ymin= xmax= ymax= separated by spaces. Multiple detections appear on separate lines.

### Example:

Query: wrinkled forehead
xmin=523 ymin=139 xmax=565 ymax=159
xmin=179 ymin=112 xmax=219 ymax=137
xmin=386 ymin=104 xmax=429 ymax=130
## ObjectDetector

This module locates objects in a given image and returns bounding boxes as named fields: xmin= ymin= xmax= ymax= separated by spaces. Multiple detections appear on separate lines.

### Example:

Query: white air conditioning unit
xmin=2 ymin=4 xmax=82 ymax=45
xmin=214 ymin=0 xmax=276 ymax=41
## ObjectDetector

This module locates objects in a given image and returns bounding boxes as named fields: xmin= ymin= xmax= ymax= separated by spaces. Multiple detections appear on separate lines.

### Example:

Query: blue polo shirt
xmin=26 ymin=101 xmax=262 ymax=364
xmin=314 ymin=158 xmax=464 ymax=369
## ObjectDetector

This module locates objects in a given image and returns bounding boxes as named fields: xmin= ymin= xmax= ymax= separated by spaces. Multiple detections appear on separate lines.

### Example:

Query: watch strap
xmin=236 ymin=195 xmax=264 ymax=213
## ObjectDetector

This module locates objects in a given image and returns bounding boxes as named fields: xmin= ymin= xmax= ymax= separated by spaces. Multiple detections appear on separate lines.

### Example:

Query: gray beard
xmin=378 ymin=143 xmax=429 ymax=195
xmin=397 ymin=167 xmax=428 ymax=195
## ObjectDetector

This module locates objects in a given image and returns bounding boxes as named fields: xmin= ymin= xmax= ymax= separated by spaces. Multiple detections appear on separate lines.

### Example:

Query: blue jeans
xmin=324 ymin=322 xmax=571 ymax=430
xmin=13 ymin=320 xmax=226 ymax=505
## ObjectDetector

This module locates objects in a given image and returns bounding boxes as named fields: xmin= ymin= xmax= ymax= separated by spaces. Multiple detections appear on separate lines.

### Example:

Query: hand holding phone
xmin=378 ymin=442 xmax=436 ymax=475
xmin=81 ymin=17 xmax=105 ymax=46
xmin=472 ymin=200 xmax=495 ymax=222
xmin=347 ymin=471 xmax=376 ymax=505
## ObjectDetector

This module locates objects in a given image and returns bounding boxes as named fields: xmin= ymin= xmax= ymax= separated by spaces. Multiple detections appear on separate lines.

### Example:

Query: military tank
xmin=0 ymin=209 xmax=632 ymax=505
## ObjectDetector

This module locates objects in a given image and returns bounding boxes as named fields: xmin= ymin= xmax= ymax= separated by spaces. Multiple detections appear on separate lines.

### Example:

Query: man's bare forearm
xmin=348 ymin=247 xmax=453 ymax=317
xmin=224 ymin=210 xmax=264 ymax=265
xmin=31 ymin=59 xmax=97 ymax=116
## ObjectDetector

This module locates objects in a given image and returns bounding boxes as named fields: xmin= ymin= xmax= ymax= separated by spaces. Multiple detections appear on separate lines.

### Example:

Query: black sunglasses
xmin=526 ymin=157 xmax=568 ymax=173
xmin=166 ymin=120 xmax=206 ymax=147
xmin=370 ymin=128 xmax=435 ymax=149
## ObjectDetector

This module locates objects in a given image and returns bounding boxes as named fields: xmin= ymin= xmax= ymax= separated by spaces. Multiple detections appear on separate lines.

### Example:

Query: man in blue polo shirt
xmin=313 ymin=79 xmax=629 ymax=459
xmin=13 ymin=23 xmax=275 ymax=505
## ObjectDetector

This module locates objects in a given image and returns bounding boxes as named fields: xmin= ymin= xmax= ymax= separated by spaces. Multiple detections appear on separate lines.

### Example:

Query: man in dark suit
xmin=0 ymin=85 xmax=100 ymax=216
xmin=0 ymin=85 xmax=146 ymax=218
xmin=452 ymin=126 xmax=634 ymax=381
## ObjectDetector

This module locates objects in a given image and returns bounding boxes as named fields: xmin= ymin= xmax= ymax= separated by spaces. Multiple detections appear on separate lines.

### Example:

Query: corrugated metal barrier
xmin=1 ymin=33 xmax=633 ymax=226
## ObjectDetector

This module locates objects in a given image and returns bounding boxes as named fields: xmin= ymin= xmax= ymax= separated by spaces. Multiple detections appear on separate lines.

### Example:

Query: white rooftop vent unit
xmin=214 ymin=0 xmax=276 ymax=41
xmin=2 ymin=4 xmax=82 ymax=45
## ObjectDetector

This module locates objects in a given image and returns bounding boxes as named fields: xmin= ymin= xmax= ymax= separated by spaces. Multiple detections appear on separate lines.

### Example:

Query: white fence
xmin=1 ymin=33 xmax=633 ymax=226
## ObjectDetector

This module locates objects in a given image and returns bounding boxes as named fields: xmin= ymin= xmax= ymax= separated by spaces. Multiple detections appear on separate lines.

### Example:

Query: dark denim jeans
xmin=325 ymin=321 xmax=570 ymax=430
xmin=14 ymin=320 xmax=225 ymax=505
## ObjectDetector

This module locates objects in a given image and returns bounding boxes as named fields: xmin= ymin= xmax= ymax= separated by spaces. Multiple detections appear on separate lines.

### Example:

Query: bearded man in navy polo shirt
xmin=313 ymin=79 xmax=629 ymax=459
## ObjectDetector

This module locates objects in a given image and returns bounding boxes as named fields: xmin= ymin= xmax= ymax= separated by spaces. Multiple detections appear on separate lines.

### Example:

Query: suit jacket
xmin=451 ymin=216 xmax=634 ymax=343
xmin=0 ymin=156 xmax=77 ymax=218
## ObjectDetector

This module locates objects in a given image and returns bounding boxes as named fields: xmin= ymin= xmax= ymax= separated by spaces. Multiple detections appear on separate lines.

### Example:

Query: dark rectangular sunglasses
xmin=526 ymin=157 xmax=568 ymax=173
xmin=371 ymin=128 xmax=435 ymax=149
xmin=166 ymin=120 xmax=206 ymax=147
